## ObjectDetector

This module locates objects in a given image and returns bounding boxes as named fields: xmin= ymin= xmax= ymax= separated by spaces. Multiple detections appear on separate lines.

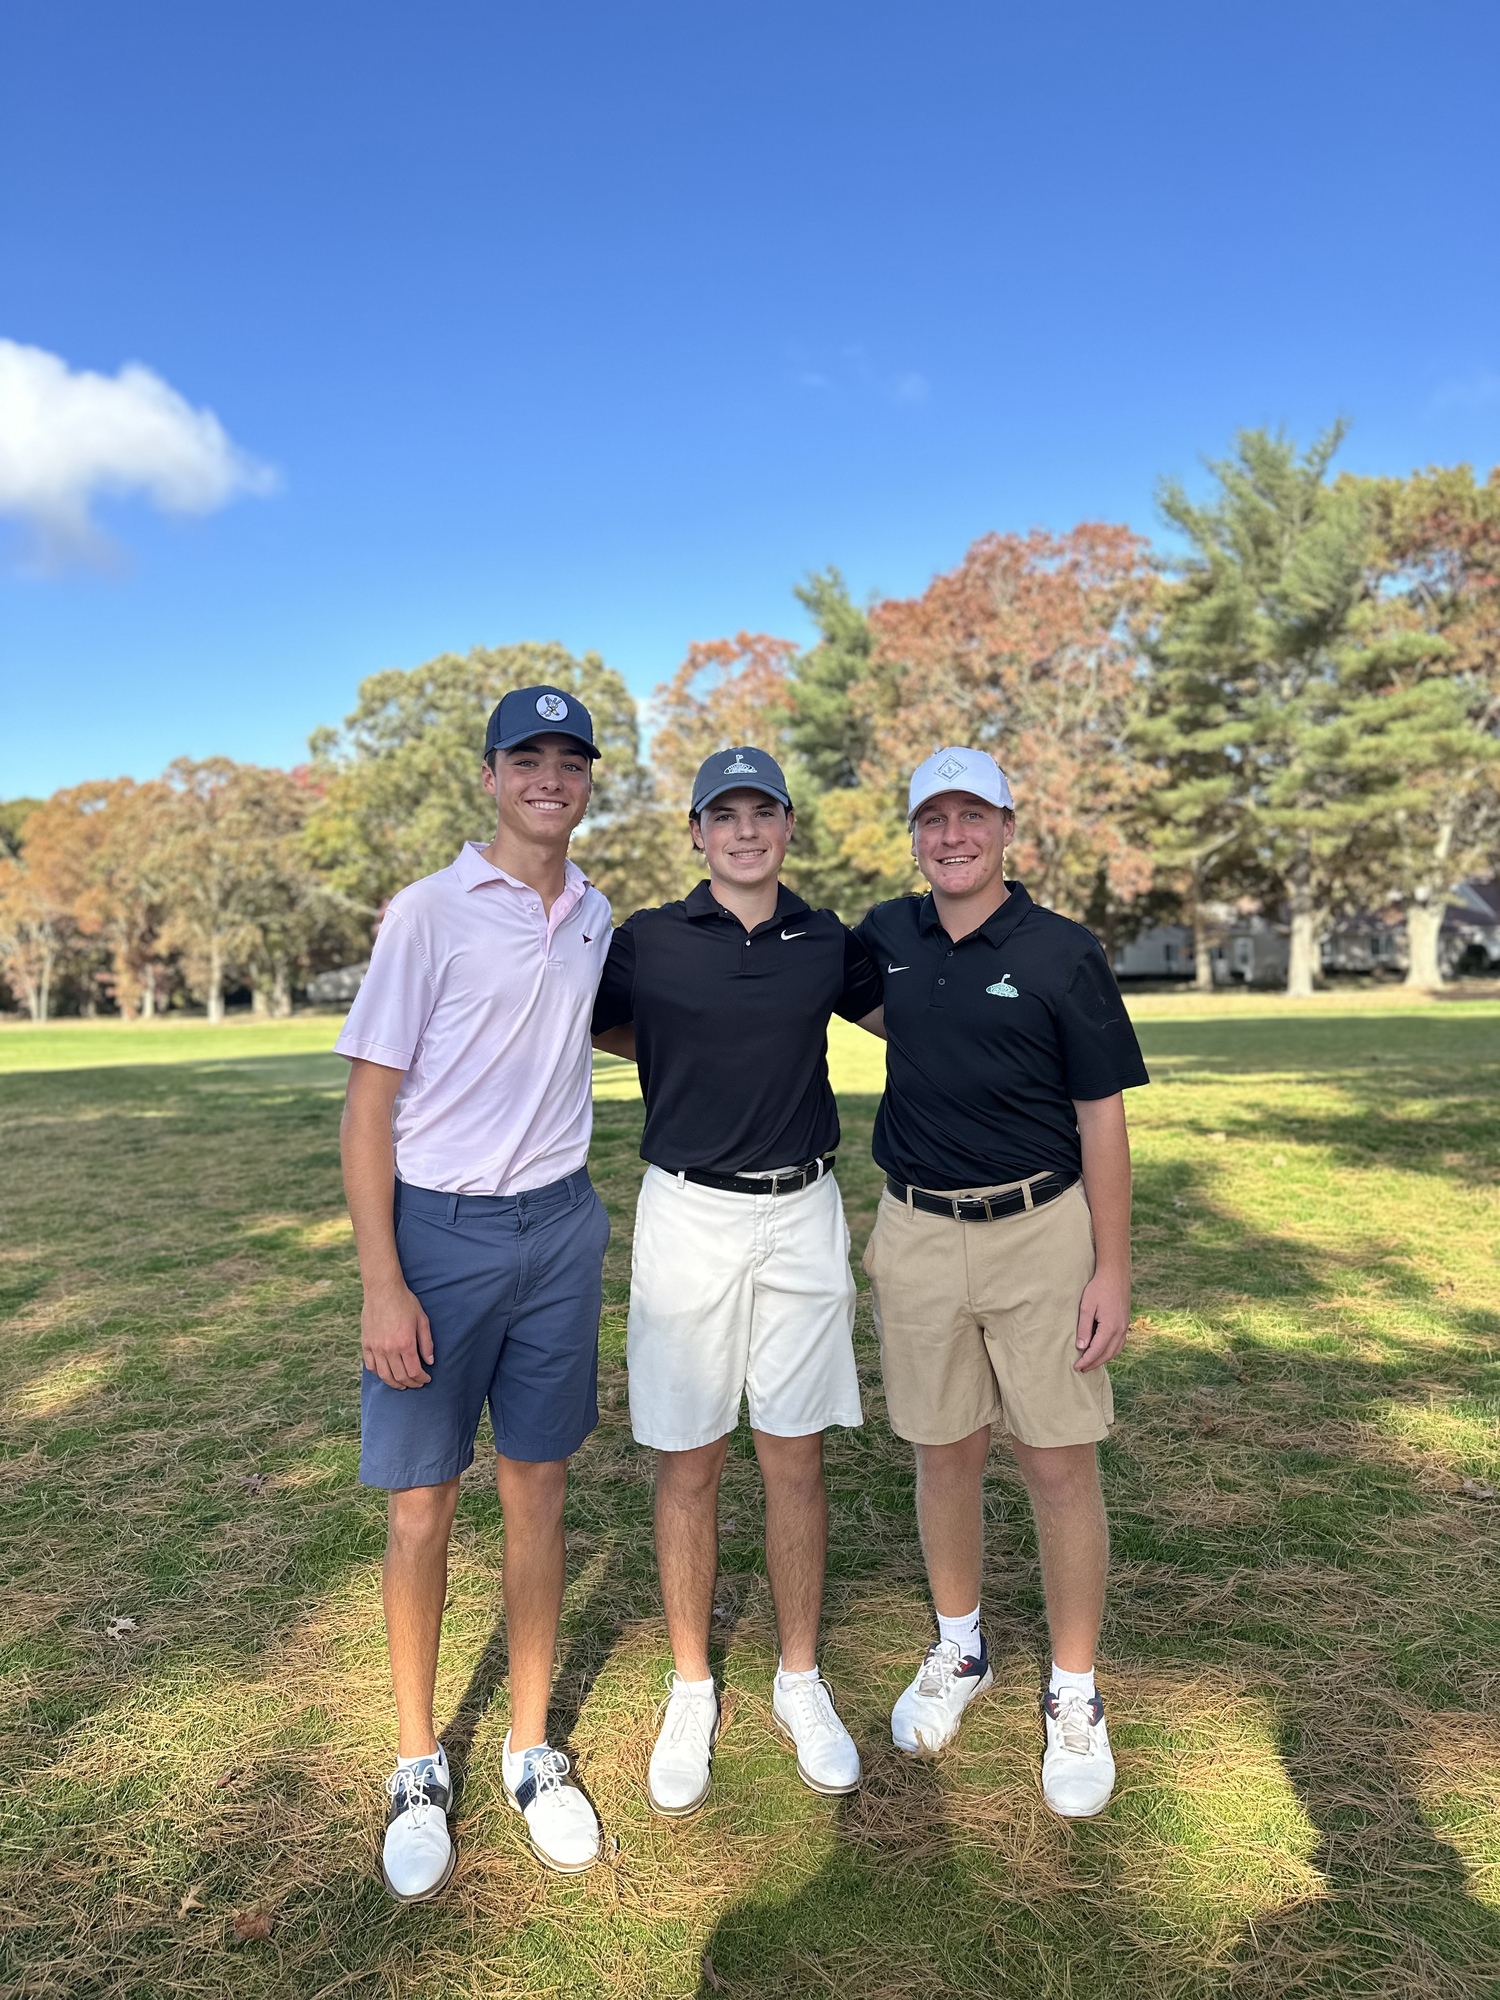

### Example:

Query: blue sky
xmin=3 ymin=0 xmax=1498 ymax=798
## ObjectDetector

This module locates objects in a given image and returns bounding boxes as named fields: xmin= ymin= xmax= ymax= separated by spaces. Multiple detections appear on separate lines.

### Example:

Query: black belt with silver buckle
xmin=886 ymin=1172 xmax=1076 ymax=1221
xmin=673 ymin=1154 xmax=836 ymax=1196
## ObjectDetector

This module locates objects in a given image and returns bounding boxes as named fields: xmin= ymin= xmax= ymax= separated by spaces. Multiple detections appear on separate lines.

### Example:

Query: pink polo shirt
xmin=336 ymin=842 xmax=613 ymax=1196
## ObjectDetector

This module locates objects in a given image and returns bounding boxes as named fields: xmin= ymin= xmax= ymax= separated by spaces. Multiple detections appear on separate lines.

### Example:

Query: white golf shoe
xmin=771 ymin=1669 xmax=862 ymax=1795
xmin=648 ymin=1674 xmax=721 ymax=1817
xmin=1041 ymin=1686 xmax=1116 ymax=1818
xmin=382 ymin=1746 xmax=456 ymax=1903
xmin=502 ymin=1731 xmax=601 ymax=1873
xmin=891 ymin=1637 xmax=993 ymax=1755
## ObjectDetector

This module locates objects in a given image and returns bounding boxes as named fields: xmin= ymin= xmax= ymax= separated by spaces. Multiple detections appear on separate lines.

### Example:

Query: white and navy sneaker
xmin=501 ymin=1731 xmax=601 ymax=1873
xmin=648 ymin=1674 xmax=721 ymax=1817
xmin=891 ymin=1636 xmax=994 ymax=1755
xmin=771 ymin=1669 xmax=862 ymax=1795
xmin=1041 ymin=1686 xmax=1115 ymax=1818
xmin=382 ymin=1747 xmax=456 ymax=1903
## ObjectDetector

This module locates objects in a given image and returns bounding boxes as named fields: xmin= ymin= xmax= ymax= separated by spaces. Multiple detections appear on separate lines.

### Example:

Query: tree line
xmin=3 ymin=429 xmax=1497 ymax=1017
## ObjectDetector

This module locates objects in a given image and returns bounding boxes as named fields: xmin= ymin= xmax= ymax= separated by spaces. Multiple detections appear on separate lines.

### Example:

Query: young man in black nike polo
xmin=855 ymin=745 xmax=1148 ymax=1819
xmin=591 ymin=746 xmax=883 ymax=1816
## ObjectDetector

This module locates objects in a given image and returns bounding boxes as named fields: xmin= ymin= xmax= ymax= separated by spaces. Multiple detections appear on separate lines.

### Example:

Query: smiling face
xmin=482 ymin=734 xmax=593 ymax=847
xmin=692 ymin=788 xmax=793 ymax=893
xmin=911 ymin=790 xmax=1015 ymax=902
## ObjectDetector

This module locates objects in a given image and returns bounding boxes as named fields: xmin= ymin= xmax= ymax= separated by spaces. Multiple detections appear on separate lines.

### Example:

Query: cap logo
xmin=936 ymin=755 xmax=966 ymax=781
xmin=535 ymin=692 xmax=569 ymax=721
xmin=723 ymin=754 xmax=758 ymax=774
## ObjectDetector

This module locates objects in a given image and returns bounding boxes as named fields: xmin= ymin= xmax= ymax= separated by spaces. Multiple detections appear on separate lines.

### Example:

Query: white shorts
xmin=626 ymin=1164 xmax=864 ymax=1451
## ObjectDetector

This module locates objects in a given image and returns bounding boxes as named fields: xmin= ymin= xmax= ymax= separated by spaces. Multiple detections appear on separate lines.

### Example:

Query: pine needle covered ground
xmin=1 ymin=997 xmax=1498 ymax=1999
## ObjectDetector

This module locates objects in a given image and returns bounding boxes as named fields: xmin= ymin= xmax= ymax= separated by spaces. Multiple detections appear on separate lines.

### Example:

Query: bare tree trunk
xmin=1404 ymin=895 xmax=1445 ymax=989
xmin=36 ymin=943 xmax=53 ymax=1022
xmin=271 ymin=959 xmax=292 ymax=1018
xmin=1285 ymin=854 xmax=1323 ymax=998
xmin=1193 ymin=910 xmax=1215 ymax=991
xmin=250 ymin=981 xmax=269 ymax=1018
xmin=206 ymin=940 xmax=225 ymax=1024
xmin=141 ymin=971 xmax=156 ymax=1020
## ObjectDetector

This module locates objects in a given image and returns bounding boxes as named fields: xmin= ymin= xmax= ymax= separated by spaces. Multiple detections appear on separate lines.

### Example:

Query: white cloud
xmin=0 ymin=338 xmax=277 ymax=568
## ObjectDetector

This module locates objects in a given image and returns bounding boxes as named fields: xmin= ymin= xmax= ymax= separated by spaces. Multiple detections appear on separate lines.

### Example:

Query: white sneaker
xmin=891 ymin=1637 xmax=993 ymax=1755
xmin=1041 ymin=1686 xmax=1115 ymax=1818
xmin=381 ymin=1747 xmax=456 ymax=1903
xmin=771 ymin=1669 xmax=862 ymax=1795
xmin=502 ymin=1731 xmax=601 ymax=1873
xmin=648 ymin=1674 xmax=720 ymax=1817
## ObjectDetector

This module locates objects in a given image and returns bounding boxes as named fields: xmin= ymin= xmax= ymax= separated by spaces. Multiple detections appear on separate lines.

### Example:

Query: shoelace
xmin=387 ymin=1759 xmax=442 ymax=1827
xmin=660 ymin=1678 xmax=716 ymax=1754
xmin=1051 ymin=1689 xmax=1096 ymax=1756
xmin=521 ymin=1747 xmax=572 ymax=1801
xmin=785 ymin=1674 xmax=842 ymax=1740
xmin=916 ymin=1639 xmax=963 ymax=1699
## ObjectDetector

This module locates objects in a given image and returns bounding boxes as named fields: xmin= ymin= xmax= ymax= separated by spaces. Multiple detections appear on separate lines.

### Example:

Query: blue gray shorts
xmin=359 ymin=1170 xmax=609 ymax=1490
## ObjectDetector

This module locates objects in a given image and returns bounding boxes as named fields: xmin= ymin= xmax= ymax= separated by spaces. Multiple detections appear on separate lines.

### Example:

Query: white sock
xmin=1050 ymin=1661 xmax=1096 ymax=1700
xmin=776 ymin=1661 xmax=819 ymax=1687
xmin=397 ymin=1743 xmax=446 ymax=1773
xmin=674 ymin=1673 xmax=715 ymax=1695
xmin=937 ymin=1606 xmax=982 ymax=1659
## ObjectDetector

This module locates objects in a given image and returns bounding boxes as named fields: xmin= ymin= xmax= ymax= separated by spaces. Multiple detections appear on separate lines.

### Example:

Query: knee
xmin=497 ymin=1454 xmax=567 ymax=1525
xmin=757 ymin=1433 xmax=825 ymax=1505
xmin=388 ymin=1481 xmax=458 ymax=1553
xmin=656 ymin=1443 xmax=726 ymax=1507
xmin=1014 ymin=1441 xmax=1100 ymax=1513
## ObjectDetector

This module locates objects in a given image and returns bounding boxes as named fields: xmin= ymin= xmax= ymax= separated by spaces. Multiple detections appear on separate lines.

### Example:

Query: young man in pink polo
xmin=337 ymin=685 xmax=611 ymax=1902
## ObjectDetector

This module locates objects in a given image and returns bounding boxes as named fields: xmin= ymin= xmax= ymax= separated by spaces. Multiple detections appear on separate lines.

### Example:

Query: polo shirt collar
xmin=685 ymin=880 xmax=811 ymax=926
xmin=453 ymin=842 xmax=587 ymax=896
xmin=917 ymin=879 xmax=1034 ymax=945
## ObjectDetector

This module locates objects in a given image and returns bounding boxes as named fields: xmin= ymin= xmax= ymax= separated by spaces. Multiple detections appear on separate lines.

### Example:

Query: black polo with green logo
xmin=592 ymin=881 xmax=882 ymax=1174
xmin=853 ymin=881 xmax=1148 ymax=1190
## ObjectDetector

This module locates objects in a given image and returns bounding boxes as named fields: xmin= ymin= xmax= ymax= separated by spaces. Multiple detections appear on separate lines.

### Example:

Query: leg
xmin=495 ymin=1453 xmax=569 ymax=1751
xmin=753 ymin=1429 xmax=828 ymax=1673
xmin=654 ymin=1436 xmax=731 ymax=1681
xmin=1008 ymin=1438 xmax=1108 ymax=1672
xmin=914 ymin=1425 xmax=991 ymax=1617
xmin=384 ymin=1478 xmax=461 ymax=1758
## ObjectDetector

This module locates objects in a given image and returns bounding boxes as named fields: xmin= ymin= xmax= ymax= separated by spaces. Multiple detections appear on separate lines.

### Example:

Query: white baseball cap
xmin=908 ymin=746 xmax=1014 ymax=822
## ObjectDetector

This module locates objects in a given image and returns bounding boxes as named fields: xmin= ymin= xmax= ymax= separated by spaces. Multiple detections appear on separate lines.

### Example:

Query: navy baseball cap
xmin=484 ymin=685 xmax=600 ymax=760
xmin=690 ymin=746 xmax=793 ymax=815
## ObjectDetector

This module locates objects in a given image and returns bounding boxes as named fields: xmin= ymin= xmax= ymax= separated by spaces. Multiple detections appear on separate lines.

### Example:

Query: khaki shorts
xmin=862 ymin=1178 xmax=1111 ymax=1448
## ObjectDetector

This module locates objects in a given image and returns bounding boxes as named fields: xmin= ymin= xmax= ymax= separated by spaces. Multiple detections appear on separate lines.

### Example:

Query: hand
xmin=361 ymin=1280 xmax=435 ymax=1389
xmin=1074 ymin=1267 xmax=1130 ymax=1372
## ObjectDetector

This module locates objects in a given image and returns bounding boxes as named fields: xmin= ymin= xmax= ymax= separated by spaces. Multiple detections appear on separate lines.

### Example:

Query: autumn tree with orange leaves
xmin=816 ymin=525 xmax=1156 ymax=926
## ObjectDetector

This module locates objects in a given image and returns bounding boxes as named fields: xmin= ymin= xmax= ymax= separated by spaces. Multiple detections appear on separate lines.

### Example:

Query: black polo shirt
xmin=853 ymin=881 xmax=1148 ymax=1189
xmin=591 ymin=881 xmax=883 ymax=1174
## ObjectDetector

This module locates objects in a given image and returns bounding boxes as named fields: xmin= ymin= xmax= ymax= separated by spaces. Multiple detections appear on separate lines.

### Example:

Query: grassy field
xmin=1 ymin=997 xmax=1498 ymax=1999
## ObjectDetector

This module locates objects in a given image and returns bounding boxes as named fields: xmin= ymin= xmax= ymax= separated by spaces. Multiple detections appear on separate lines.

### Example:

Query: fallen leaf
xmin=701 ymin=1953 xmax=724 ymax=1992
xmin=239 ymin=1474 xmax=270 ymax=1496
xmin=178 ymin=1887 xmax=203 ymax=1916
xmin=231 ymin=1908 xmax=272 ymax=1943
xmin=105 ymin=1615 xmax=137 ymax=1642
xmin=214 ymin=1768 xmax=240 ymax=1788
xmin=1459 ymin=1479 xmax=1496 ymax=1501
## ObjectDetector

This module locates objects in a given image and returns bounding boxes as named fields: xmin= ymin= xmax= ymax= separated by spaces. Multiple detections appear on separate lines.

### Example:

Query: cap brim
xmin=488 ymin=729 xmax=600 ymax=759
xmin=692 ymin=779 xmax=793 ymax=814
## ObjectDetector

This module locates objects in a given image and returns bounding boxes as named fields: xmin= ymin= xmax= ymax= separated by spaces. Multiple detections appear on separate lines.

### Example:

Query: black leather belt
xmin=671 ymin=1154 xmax=836 ymax=1196
xmin=886 ymin=1171 xmax=1076 ymax=1221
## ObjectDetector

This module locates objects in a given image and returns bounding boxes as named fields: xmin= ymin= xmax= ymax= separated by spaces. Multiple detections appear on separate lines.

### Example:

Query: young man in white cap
xmin=338 ymin=685 xmax=612 ymax=1901
xmin=853 ymin=747 xmax=1148 ymax=1817
xmin=591 ymin=747 xmax=883 ymax=1815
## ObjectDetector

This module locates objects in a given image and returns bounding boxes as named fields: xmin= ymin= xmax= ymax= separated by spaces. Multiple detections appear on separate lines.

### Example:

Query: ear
xmin=481 ymin=760 xmax=498 ymax=800
xmin=689 ymin=814 xmax=705 ymax=853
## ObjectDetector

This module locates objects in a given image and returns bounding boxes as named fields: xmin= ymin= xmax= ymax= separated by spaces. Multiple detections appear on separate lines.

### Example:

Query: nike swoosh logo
xmin=781 ymin=929 xmax=806 ymax=940
xmin=887 ymin=963 xmax=910 ymax=973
